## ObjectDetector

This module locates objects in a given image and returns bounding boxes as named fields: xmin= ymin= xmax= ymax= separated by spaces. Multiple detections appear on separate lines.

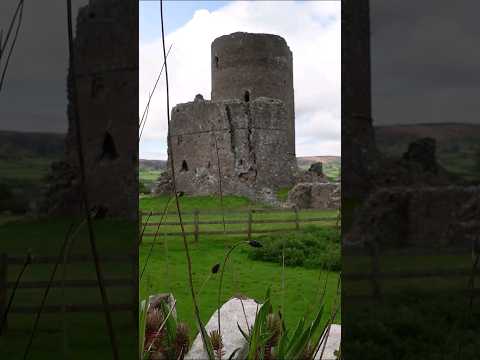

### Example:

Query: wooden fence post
xmin=138 ymin=211 xmax=143 ymax=246
xmin=294 ymin=207 xmax=300 ymax=230
xmin=0 ymin=253 xmax=8 ymax=333
xmin=366 ymin=241 xmax=382 ymax=300
xmin=132 ymin=253 xmax=139 ymax=323
xmin=194 ymin=209 xmax=200 ymax=243
xmin=247 ymin=210 xmax=253 ymax=241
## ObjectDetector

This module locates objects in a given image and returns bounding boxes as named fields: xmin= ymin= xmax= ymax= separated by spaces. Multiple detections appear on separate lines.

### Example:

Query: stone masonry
xmin=164 ymin=32 xmax=297 ymax=199
xmin=45 ymin=0 xmax=138 ymax=220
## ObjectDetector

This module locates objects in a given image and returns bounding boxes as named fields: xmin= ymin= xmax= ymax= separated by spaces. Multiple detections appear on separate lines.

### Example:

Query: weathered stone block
xmin=185 ymin=297 xmax=260 ymax=360
xmin=287 ymin=182 xmax=340 ymax=209
xmin=314 ymin=324 xmax=341 ymax=360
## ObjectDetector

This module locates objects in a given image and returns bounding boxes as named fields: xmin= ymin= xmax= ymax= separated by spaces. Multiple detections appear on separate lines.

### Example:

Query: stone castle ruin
xmin=45 ymin=0 xmax=138 ymax=220
xmin=159 ymin=32 xmax=297 ymax=200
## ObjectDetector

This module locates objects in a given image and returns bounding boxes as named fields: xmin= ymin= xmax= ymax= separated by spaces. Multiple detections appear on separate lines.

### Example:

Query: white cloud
xmin=139 ymin=1 xmax=340 ymax=159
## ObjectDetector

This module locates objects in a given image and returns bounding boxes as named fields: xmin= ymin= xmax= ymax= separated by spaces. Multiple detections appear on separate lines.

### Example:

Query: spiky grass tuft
xmin=175 ymin=322 xmax=190 ymax=359
xmin=209 ymin=329 xmax=226 ymax=360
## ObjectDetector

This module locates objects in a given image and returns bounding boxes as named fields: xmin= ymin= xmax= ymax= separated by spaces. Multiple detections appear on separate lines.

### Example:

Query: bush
xmin=0 ymin=183 xmax=28 ymax=214
xmin=139 ymin=181 xmax=151 ymax=195
xmin=247 ymin=226 xmax=340 ymax=271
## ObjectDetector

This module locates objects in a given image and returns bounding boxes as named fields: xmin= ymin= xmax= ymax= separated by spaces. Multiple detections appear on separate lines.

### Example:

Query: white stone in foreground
xmin=315 ymin=324 xmax=341 ymax=360
xmin=185 ymin=297 xmax=260 ymax=360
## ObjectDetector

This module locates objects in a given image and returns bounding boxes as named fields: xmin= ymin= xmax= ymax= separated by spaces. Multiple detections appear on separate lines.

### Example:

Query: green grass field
xmin=139 ymin=169 xmax=163 ymax=192
xmin=0 ymin=218 xmax=137 ymax=359
xmin=343 ymin=249 xmax=480 ymax=359
xmin=0 ymin=157 xmax=56 ymax=184
xmin=323 ymin=161 xmax=341 ymax=182
xmin=297 ymin=159 xmax=340 ymax=182
xmin=139 ymin=195 xmax=341 ymax=340
xmin=139 ymin=169 xmax=163 ymax=183
xmin=343 ymin=250 xmax=476 ymax=298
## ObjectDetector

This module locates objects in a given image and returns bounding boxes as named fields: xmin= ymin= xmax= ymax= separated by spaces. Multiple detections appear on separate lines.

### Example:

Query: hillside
xmin=296 ymin=155 xmax=340 ymax=169
xmin=0 ymin=131 xmax=65 ymax=214
xmin=0 ymin=130 xmax=65 ymax=160
xmin=297 ymin=156 xmax=341 ymax=181
xmin=0 ymin=130 xmax=64 ymax=184
xmin=139 ymin=159 xmax=167 ymax=170
xmin=375 ymin=123 xmax=480 ymax=181
xmin=139 ymin=156 xmax=341 ymax=192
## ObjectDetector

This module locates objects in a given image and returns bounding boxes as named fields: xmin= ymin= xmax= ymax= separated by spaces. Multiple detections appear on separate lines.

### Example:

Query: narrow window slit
xmin=100 ymin=132 xmax=119 ymax=160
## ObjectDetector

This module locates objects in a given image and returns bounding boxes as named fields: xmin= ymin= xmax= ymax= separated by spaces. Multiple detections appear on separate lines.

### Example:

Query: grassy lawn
xmin=139 ymin=169 xmax=163 ymax=191
xmin=0 ymin=157 xmax=56 ymax=184
xmin=139 ymin=195 xmax=341 ymax=340
xmin=323 ymin=161 xmax=341 ymax=182
xmin=0 ymin=217 xmax=137 ymax=359
xmin=343 ymin=250 xmax=476 ymax=298
xmin=343 ymin=249 xmax=480 ymax=358
xmin=0 ymin=193 xmax=341 ymax=356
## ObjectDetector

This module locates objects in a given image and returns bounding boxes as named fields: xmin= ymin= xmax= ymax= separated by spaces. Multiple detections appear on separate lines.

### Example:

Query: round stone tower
xmin=211 ymin=32 xmax=295 ymax=155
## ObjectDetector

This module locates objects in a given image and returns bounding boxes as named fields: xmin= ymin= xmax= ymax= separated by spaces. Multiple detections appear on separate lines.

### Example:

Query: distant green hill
xmin=375 ymin=123 xmax=480 ymax=182
xmin=0 ymin=130 xmax=64 ymax=160
xmin=296 ymin=156 xmax=341 ymax=181
xmin=0 ymin=131 xmax=65 ymax=214
xmin=138 ymin=156 xmax=342 ymax=193
xmin=0 ymin=130 xmax=65 ymax=184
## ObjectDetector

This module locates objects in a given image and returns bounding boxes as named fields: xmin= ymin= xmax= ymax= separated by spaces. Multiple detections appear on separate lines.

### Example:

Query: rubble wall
xmin=168 ymin=97 xmax=296 ymax=198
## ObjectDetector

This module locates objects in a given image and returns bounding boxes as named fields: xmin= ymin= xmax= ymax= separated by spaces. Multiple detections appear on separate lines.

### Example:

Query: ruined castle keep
xmin=46 ymin=0 xmax=138 ymax=220
xmin=167 ymin=32 xmax=297 ymax=198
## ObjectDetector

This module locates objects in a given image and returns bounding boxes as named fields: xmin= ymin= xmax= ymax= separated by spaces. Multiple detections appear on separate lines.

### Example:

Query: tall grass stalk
xmin=217 ymin=240 xmax=262 ymax=340
xmin=159 ymin=1 xmax=214 ymax=357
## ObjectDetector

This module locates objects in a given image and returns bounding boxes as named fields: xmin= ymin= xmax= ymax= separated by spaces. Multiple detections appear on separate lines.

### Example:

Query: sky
xmin=370 ymin=0 xmax=480 ymax=126
xmin=0 ymin=0 xmax=88 ymax=133
xmin=139 ymin=0 xmax=341 ymax=159
xmin=2 ymin=1 xmax=478 ymax=158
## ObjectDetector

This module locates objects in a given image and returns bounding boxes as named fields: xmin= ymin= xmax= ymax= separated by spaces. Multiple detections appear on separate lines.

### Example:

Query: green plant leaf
xmin=276 ymin=328 xmax=289 ymax=359
xmin=228 ymin=348 xmax=241 ymax=360
xmin=237 ymin=322 xmax=250 ymax=342
xmin=160 ymin=300 xmax=177 ymax=346
xmin=139 ymin=299 xmax=149 ymax=360
xmin=247 ymin=299 xmax=272 ymax=360
xmin=195 ymin=317 xmax=215 ymax=360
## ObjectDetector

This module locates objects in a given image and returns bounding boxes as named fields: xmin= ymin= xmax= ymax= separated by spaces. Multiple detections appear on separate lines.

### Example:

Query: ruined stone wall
xmin=211 ymin=32 xmax=296 ymax=156
xmin=169 ymin=96 xmax=296 ymax=198
xmin=59 ymin=0 xmax=138 ymax=219
xmin=342 ymin=0 xmax=378 ymax=203
xmin=347 ymin=186 xmax=480 ymax=248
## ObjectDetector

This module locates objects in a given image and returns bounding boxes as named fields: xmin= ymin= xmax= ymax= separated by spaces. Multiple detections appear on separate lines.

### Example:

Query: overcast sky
xmin=2 ymin=1 xmax=478 ymax=158
xmin=0 ymin=0 xmax=88 ymax=133
xmin=139 ymin=0 xmax=341 ymax=160
xmin=370 ymin=0 xmax=480 ymax=126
